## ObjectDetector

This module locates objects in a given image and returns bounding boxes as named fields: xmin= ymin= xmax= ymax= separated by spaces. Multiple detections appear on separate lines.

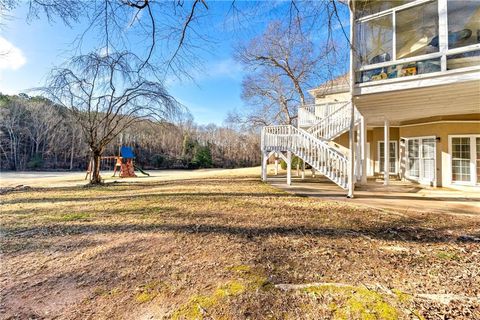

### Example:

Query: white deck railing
xmin=306 ymin=102 xmax=361 ymax=140
xmin=298 ymin=102 xmax=348 ymax=128
xmin=261 ymin=125 xmax=349 ymax=189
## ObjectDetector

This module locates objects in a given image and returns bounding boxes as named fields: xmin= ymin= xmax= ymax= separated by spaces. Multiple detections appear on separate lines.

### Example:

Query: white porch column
xmin=347 ymin=105 xmax=355 ymax=198
xmin=384 ymin=119 xmax=390 ymax=186
xmin=347 ymin=0 xmax=356 ymax=198
xmin=274 ymin=153 xmax=279 ymax=175
xmin=261 ymin=152 xmax=268 ymax=182
xmin=286 ymin=151 xmax=292 ymax=186
xmin=360 ymin=115 xmax=368 ymax=185
xmin=355 ymin=124 xmax=361 ymax=181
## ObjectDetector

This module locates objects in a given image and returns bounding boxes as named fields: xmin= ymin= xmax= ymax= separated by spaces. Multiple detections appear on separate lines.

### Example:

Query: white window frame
xmin=354 ymin=0 xmax=480 ymax=75
xmin=448 ymin=134 xmax=480 ymax=186
xmin=378 ymin=140 xmax=398 ymax=174
xmin=405 ymin=136 xmax=437 ymax=185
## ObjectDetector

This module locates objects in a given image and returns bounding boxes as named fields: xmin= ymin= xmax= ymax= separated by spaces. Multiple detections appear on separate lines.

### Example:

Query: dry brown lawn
xmin=1 ymin=168 xmax=479 ymax=319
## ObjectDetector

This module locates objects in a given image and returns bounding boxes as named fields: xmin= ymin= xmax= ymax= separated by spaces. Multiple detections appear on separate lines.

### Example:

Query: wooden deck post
xmin=287 ymin=151 xmax=292 ymax=186
xmin=274 ymin=152 xmax=279 ymax=175
xmin=301 ymin=160 xmax=305 ymax=180
xmin=261 ymin=151 xmax=268 ymax=182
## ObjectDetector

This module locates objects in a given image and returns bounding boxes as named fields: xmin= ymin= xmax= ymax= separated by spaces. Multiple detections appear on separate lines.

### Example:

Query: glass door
xmin=451 ymin=137 xmax=471 ymax=183
xmin=379 ymin=141 xmax=397 ymax=174
xmin=420 ymin=138 xmax=436 ymax=184
xmin=407 ymin=139 xmax=419 ymax=179
xmin=406 ymin=137 xmax=436 ymax=185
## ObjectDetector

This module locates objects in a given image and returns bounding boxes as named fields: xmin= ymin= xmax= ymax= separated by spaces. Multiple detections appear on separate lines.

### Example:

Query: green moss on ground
xmin=436 ymin=251 xmax=460 ymax=261
xmin=56 ymin=213 xmax=90 ymax=221
xmin=172 ymin=265 xmax=271 ymax=320
xmin=304 ymin=285 xmax=398 ymax=320
xmin=135 ymin=281 xmax=168 ymax=304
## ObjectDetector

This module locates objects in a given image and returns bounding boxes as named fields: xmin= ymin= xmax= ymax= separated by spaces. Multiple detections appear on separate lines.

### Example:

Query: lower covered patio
xmin=266 ymin=167 xmax=480 ymax=216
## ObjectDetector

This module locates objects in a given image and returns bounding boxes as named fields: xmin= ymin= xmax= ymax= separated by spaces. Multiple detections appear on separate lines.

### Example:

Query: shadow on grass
xmin=0 ymin=191 xmax=295 ymax=205
xmin=2 ymin=220 xmax=475 ymax=245
xmin=0 ymin=237 xmax=104 ymax=254
xmin=0 ymin=177 xmax=263 ymax=194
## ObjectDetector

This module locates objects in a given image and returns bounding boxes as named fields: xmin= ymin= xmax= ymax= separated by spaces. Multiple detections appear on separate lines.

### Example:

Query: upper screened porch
xmin=352 ymin=0 xmax=480 ymax=95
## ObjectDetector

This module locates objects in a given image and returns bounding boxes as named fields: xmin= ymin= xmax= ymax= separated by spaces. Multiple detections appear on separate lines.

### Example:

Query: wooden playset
xmin=85 ymin=146 xmax=149 ymax=180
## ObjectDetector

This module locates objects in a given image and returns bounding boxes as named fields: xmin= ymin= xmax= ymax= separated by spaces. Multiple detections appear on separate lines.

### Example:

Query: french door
xmin=378 ymin=141 xmax=398 ymax=174
xmin=450 ymin=135 xmax=480 ymax=186
xmin=406 ymin=137 xmax=436 ymax=185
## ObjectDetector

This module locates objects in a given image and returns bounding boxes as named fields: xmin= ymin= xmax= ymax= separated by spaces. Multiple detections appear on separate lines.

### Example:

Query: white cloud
xmin=98 ymin=47 xmax=108 ymax=57
xmin=165 ymin=58 xmax=244 ymax=87
xmin=207 ymin=58 xmax=244 ymax=80
xmin=0 ymin=37 xmax=26 ymax=71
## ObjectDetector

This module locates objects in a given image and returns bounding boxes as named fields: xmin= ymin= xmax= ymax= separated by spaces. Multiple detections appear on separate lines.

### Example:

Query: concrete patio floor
xmin=268 ymin=171 xmax=480 ymax=216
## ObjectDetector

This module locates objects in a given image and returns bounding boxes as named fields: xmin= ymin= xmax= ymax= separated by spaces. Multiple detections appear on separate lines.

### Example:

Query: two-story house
xmin=261 ymin=0 xmax=480 ymax=197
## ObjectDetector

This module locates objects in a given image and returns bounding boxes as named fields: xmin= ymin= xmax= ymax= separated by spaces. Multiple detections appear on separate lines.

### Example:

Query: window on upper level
xmin=355 ymin=0 xmax=440 ymax=68
xmin=355 ymin=0 xmax=480 ymax=84
xmin=396 ymin=1 xmax=439 ymax=59
xmin=446 ymin=0 xmax=480 ymax=70
xmin=447 ymin=0 xmax=480 ymax=49
xmin=355 ymin=0 xmax=414 ymax=19
xmin=356 ymin=15 xmax=393 ymax=67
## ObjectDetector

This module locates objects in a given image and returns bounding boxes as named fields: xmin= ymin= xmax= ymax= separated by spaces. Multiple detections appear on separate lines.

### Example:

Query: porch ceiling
xmin=354 ymin=79 xmax=480 ymax=126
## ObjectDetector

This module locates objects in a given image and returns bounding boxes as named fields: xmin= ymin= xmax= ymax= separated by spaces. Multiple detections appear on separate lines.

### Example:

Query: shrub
xmin=27 ymin=154 xmax=44 ymax=169
xmin=192 ymin=145 xmax=213 ymax=168
xmin=280 ymin=156 xmax=303 ymax=170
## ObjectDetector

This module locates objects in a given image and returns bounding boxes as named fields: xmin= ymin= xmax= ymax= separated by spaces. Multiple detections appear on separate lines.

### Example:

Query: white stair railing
xmin=298 ymin=102 xmax=348 ymax=128
xmin=306 ymin=102 xmax=361 ymax=141
xmin=261 ymin=125 xmax=349 ymax=189
xmin=298 ymin=107 xmax=319 ymax=128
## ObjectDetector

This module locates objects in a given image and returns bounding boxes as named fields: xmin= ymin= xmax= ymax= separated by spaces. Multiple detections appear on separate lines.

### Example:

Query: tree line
xmin=0 ymin=94 xmax=260 ymax=172
xmin=0 ymin=1 xmax=348 ymax=183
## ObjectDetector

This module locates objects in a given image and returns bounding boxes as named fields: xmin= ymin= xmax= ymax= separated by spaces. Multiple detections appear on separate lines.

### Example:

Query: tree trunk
xmin=70 ymin=129 xmax=75 ymax=170
xmin=90 ymin=150 xmax=102 ymax=184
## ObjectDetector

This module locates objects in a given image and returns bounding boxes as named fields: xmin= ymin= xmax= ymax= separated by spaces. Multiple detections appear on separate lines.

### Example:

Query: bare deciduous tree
xmin=0 ymin=99 xmax=25 ymax=170
xmin=42 ymin=51 xmax=181 ymax=184
xmin=3 ymin=0 xmax=210 ymax=78
xmin=235 ymin=2 xmax=349 ymax=128
xmin=241 ymin=69 xmax=298 ymax=126
xmin=24 ymin=99 xmax=63 ymax=155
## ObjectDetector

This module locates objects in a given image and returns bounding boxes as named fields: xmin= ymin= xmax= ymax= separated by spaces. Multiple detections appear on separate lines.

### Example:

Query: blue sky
xmin=0 ymin=2 xmax=349 ymax=125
